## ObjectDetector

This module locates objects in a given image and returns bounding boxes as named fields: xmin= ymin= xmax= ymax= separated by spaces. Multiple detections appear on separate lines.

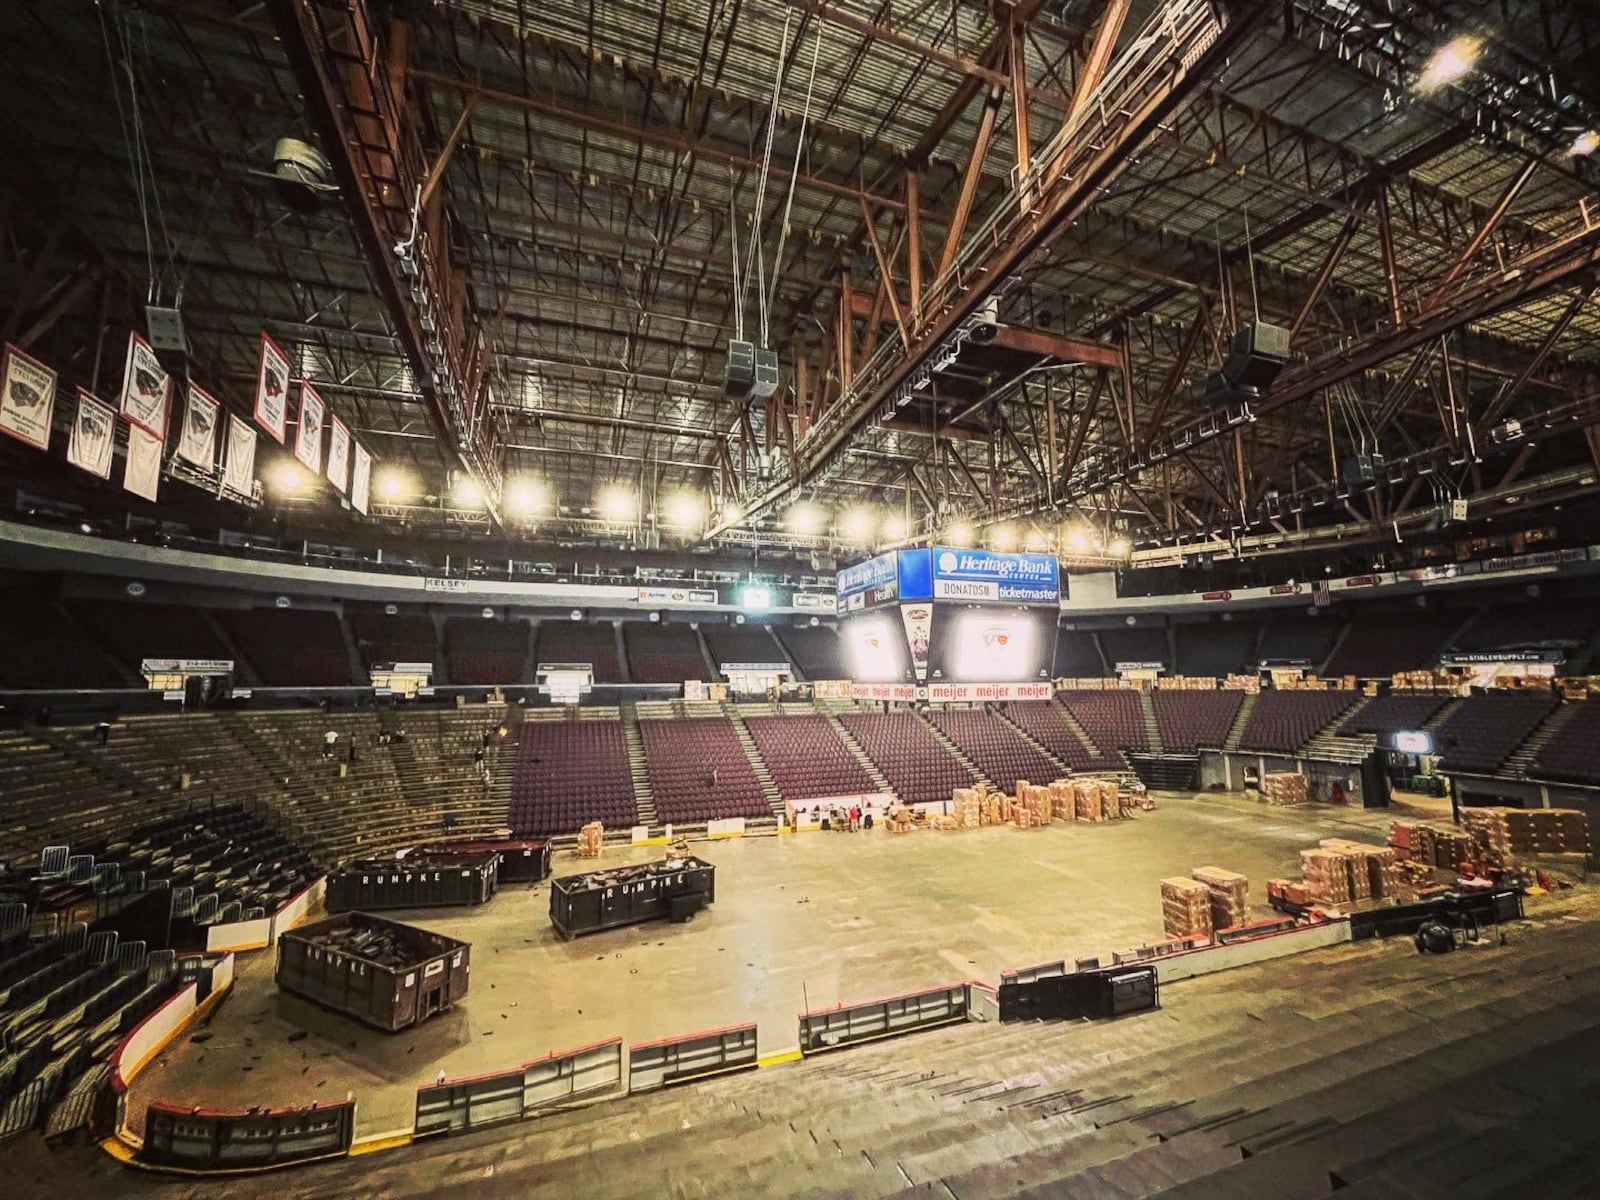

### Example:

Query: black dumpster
xmin=325 ymin=850 xmax=499 ymax=912
xmin=276 ymin=912 xmax=470 ymax=1032
xmin=549 ymin=855 xmax=715 ymax=940
xmin=417 ymin=838 xmax=552 ymax=883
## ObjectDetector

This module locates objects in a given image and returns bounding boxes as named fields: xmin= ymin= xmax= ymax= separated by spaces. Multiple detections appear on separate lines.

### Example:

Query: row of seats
xmin=1151 ymin=690 xmax=1243 ymax=753
xmin=924 ymin=709 xmax=1060 ymax=794
xmin=1003 ymin=702 xmax=1126 ymax=773
xmin=1341 ymin=693 xmax=1449 ymax=736
xmin=1434 ymin=694 xmax=1558 ymax=774
xmin=1237 ymin=691 xmax=1359 ymax=754
xmin=624 ymin=625 xmax=708 ymax=684
xmin=638 ymin=718 xmax=771 ymax=824
xmin=838 ymin=712 xmax=976 ymax=805
xmin=1057 ymin=690 xmax=1147 ymax=752
xmin=745 ymin=714 xmax=875 ymax=801
xmin=509 ymin=719 xmax=637 ymax=835
xmin=1532 ymin=700 xmax=1600 ymax=785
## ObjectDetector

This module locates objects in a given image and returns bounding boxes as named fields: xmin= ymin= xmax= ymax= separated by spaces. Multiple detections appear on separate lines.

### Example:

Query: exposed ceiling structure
xmin=1 ymin=0 xmax=1598 ymax=564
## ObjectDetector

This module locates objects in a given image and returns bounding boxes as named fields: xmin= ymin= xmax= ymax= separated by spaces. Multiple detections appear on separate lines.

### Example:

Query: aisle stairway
xmin=1222 ymin=690 xmax=1258 ymax=752
xmin=823 ymin=710 xmax=896 ymax=799
xmin=1301 ymin=695 xmax=1375 ymax=765
xmin=915 ymin=711 xmax=992 ymax=788
xmin=994 ymin=711 xmax=1071 ymax=777
xmin=619 ymin=702 xmax=657 ymax=826
xmin=1048 ymin=696 xmax=1110 ymax=760
xmin=1504 ymin=700 xmax=1581 ymax=779
xmin=1137 ymin=690 xmax=1165 ymax=754
xmin=720 ymin=701 xmax=784 ymax=819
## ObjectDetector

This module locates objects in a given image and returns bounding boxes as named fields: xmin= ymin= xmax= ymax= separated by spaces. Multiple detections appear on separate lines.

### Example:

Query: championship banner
xmin=326 ymin=414 xmax=351 ymax=493
xmin=294 ymin=381 xmax=325 ymax=473
xmin=350 ymin=441 xmax=372 ymax=515
xmin=0 ymin=342 xmax=56 ymax=450
xmin=253 ymin=331 xmax=290 ymax=443
xmin=123 ymin=424 xmax=163 ymax=502
xmin=175 ymin=382 xmax=220 ymax=471
xmin=67 ymin=389 xmax=115 ymax=478
xmin=222 ymin=414 xmax=256 ymax=497
xmin=117 ymin=331 xmax=170 ymax=439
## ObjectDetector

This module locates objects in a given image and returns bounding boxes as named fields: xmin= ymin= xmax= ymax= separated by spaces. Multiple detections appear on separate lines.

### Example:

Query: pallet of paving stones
xmin=1262 ymin=772 xmax=1309 ymax=807
xmin=1460 ymin=807 xmax=1591 ymax=865
xmin=1191 ymin=866 xmax=1249 ymax=930
xmin=575 ymin=821 xmax=604 ymax=858
xmin=1388 ymin=820 xmax=1475 ymax=870
xmin=1160 ymin=876 xmax=1213 ymax=940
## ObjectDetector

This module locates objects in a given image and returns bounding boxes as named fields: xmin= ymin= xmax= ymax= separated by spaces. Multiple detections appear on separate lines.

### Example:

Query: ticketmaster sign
xmin=837 ymin=547 xmax=1059 ymax=606
xmin=929 ymin=548 xmax=1059 ymax=604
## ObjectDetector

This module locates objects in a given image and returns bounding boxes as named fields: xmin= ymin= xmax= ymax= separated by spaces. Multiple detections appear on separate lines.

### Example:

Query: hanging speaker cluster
xmin=1191 ymin=320 xmax=1291 ymax=408
xmin=723 ymin=340 xmax=779 ymax=401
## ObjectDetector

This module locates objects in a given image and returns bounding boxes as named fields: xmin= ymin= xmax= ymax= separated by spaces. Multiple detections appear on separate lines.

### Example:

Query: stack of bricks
xmin=949 ymin=788 xmax=983 ymax=830
xmin=1012 ymin=781 xmax=1052 ymax=828
xmin=1319 ymin=839 xmax=1405 ymax=902
xmin=575 ymin=821 xmax=604 ymax=858
xmin=1461 ymin=807 xmax=1592 ymax=864
xmin=1300 ymin=848 xmax=1352 ymax=906
xmin=1263 ymin=772 xmax=1310 ymax=807
xmin=1073 ymin=778 xmax=1121 ymax=821
xmin=1390 ymin=820 xmax=1475 ymax=871
xmin=1191 ymin=866 xmax=1249 ymax=930
xmin=1048 ymin=779 xmax=1076 ymax=821
xmin=1267 ymin=877 xmax=1311 ymax=908
xmin=1161 ymin=876 xmax=1214 ymax=940
xmin=980 ymin=788 xmax=1011 ymax=826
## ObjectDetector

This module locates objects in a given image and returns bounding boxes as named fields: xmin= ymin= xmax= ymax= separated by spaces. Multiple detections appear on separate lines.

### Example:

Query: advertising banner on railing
xmin=638 ymin=586 xmax=718 ymax=605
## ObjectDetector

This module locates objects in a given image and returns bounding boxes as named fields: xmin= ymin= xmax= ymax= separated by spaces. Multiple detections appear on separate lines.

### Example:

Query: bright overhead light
xmin=988 ymin=523 xmax=1018 ymax=552
xmin=785 ymin=500 xmax=826 ymax=536
xmin=946 ymin=520 xmax=974 ymax=547
xmin=718 ymin=502 xmax=742 ymax=527
xmin=1023 ymin=527 xmax=1049 ymax=552
xmin=453 ymin=476 xmax=485 ymax=508
xmin=1570 ymin=130 xmax=1600 ymax=158
xmin=270 ymin=461 xmax=308 ymax=496
xmin=504 ymin=477 xmax=550 ymax=519
xmin=840 ymin=507 xmax=877 ymax=543
xmin=663 ymin=490 xmax=707 ymax=530
xmin=374 ymin=467 xmax=413 ymax=502
xmin=1416 ymin=35 xmax=1481 ymax=94
xmin=597 ymin=484 xmax=638 ymax=524
xmin=1064 ymin=525 xmax=1092 ymax=553
xmin=881 ymin=514 xmax=907 ymax=542
xmin=1108 ymin=536 xmax=1131 ymax=557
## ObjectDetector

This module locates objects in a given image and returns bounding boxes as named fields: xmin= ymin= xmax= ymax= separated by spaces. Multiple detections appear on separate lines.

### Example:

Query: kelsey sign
xmin=928 ymin=547 xmax=1059 ymax=604
xmin=836 ymin=547 xmax=1059 ymax=607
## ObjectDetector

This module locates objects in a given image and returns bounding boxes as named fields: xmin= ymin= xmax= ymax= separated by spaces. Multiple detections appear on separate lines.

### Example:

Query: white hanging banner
xmin=123 ymin=424 xmax=163 ymax=502
xmin=175 ymin=382 xmax=220 ymax=471
xmin=67 ymin=389 xmax=116 ymax=479
xmin=293 ymin=381 xmax=324 ymax=473
xmin=253 ymin=331 xmax=290 ymax=443
xmin=350 ymin=441 xmax=372 ymax=515
xmin=117 ymin=331 xmax=170 ymax=439
xmin=223 ymin=414 xmax=256 ymax=498
xmin=326 ymin=413 xmax=351 ymax=493
xmin=0 ymin=342 xmax=56 ymax=450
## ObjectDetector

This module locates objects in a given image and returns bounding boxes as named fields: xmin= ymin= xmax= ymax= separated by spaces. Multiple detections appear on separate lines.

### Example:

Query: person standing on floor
xmin=323 ymin=729 xmax=338 ymax=758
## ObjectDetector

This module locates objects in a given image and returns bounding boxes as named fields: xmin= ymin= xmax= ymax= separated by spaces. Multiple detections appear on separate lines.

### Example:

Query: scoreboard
xmin=836 ymin=548 xmax=1060 ymax=697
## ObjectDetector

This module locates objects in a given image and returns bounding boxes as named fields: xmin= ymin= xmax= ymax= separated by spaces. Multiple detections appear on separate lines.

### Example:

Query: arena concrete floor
xmin=124 ymin=791 xmax=1420 ymax=1138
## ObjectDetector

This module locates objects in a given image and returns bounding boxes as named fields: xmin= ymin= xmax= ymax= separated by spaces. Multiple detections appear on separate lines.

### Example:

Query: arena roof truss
xmin=0 ymin=0 xmax=1596 ymax=561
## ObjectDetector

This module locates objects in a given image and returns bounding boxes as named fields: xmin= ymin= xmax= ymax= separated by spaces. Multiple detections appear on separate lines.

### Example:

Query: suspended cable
xmin=765 ymin=26 xmax=821 ymax=345
xmin=99 ymin=3 xmax=155 ymax=299
xmin=739 ymin=9 xmax=792 ymax=342
xmin=1243 ymin=204 xmax=1259 ymax=321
